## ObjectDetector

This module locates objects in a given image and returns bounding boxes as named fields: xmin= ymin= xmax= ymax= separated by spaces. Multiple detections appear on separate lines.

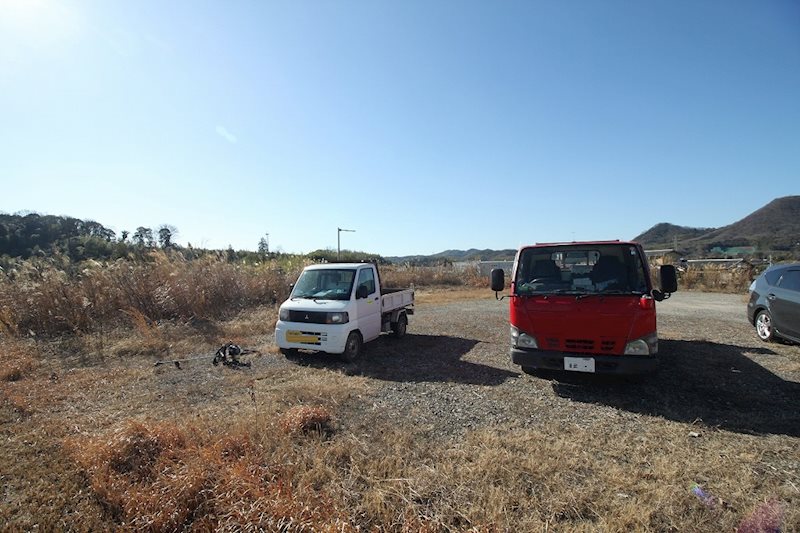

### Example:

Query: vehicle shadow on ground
xmin=288 ymin=334 xmax=520 ymax=386
xmin=551 ymin=339 xmax=800 ymax=437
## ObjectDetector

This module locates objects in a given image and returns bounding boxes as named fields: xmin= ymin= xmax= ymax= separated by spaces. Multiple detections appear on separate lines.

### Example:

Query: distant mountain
xmin=698 ymin=196 xmax=800 ymax=251
xmin=387 ymin=248 xmax=516 ymax=264
xmin=430 ymin=248 xmax=517 ymax=261
xmin=634 ymin=196 xmax=800 ymax=255
xmin=633 ymin=223 xmax=714 ymax=248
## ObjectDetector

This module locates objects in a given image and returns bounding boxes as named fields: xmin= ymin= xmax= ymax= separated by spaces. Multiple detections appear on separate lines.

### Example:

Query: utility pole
xmin=337 ymin=227 xmax=355 ymax=260
xmin=265 ymin=233 xmax=269 ymax=254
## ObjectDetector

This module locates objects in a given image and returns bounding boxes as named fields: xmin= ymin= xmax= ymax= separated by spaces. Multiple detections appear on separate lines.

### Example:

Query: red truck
xmin=490 ymin=240 xmax=677 ymax=375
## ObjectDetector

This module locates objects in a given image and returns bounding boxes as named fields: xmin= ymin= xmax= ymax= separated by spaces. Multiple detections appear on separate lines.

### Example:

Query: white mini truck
xmin=275 ymin=263 xmax=414 ymax=361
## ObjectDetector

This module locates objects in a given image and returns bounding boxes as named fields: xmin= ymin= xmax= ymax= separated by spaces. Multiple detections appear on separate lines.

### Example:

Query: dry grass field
xmin=1 ymin=280 xmax=798 ymax=531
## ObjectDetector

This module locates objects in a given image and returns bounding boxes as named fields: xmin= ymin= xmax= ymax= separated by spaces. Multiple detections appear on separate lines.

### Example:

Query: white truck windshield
xmin=514 ymin=245 xmax=649 ymax=296
xmin=292 ymin=269 xmax=356 ymax=301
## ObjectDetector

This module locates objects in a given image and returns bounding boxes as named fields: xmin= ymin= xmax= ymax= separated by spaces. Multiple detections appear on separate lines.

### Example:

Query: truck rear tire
xmin=391 ymin=313 xmax=408 ymax=338
xmin=341 ymin=332 xmax=363 ymax=362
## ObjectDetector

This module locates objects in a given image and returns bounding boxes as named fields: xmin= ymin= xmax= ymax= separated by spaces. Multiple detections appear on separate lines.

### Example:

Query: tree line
xmin=0 ymin=212 xmax=390 ymax=265
xmin=0 ymin=213 xmax=185 ymax=262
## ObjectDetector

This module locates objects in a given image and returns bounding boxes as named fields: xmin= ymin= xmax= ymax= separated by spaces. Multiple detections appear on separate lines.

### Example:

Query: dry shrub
xmin=652 ymin=264 xmax=754 ymax=293
xmin=678 ymin=266 xmax=753 ymax=293
xmin=0 ymin=252 xmax=293 ymax=338
xmin=72 ymin=422 xmax=207 ymax=529
xmin=0 ymin=338 xmax=36 ymax=382
xmin=112 ymin=308 xmax=171 ymax=357
xmin=105 ymin=422 xmax=186 ymax=481
xmin=0 ymin=305 xmax=18 ymax=336
xmin=69 ymin=419 xmax=357 ymax=532
xmin=0 ymin=255 xmax=500 ymax=340
xmin=280 ymin=405 xmax=333 ymax=436
xmin=216 ymin=306 xmax=279 ymax=344
xmin=737 ymin=499 xmax=784 ymax=533
xmin=382 ymin=265 xmax=486 ymax=288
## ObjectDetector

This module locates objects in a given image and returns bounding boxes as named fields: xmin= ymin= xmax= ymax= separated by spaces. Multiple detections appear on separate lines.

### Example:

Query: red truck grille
xmin=565 ymin=339 xmax=594 ymax=351
xmin=557 ymin=339 xmax=618 ymax=353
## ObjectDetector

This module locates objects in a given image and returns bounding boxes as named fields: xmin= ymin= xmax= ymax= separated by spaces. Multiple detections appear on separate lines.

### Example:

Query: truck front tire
xmin=280 ymin=348 xmax=299 ymax=358
xmin=341 ymin=331 xmax=363 ymax=362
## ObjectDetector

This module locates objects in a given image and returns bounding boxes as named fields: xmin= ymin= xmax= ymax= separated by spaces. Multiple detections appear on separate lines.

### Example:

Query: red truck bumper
xmin=511 ymin=348 xmax=658 ymax=375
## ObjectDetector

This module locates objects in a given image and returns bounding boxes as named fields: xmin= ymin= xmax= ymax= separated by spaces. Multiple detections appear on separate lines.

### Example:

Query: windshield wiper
xmin=576 ymin=290 xmax=640 ymax=300
xmin=575 ymin=293 xmax=602 ymax=300
xmin=291 ymin=294 xmax=319 ymax=301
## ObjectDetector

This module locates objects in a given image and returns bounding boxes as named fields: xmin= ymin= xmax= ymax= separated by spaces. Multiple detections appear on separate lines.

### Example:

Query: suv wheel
xmin=755 ymin=310 xmax=775 ymax=342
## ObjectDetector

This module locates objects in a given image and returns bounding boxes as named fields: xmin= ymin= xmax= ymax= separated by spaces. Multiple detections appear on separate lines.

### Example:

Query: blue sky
xmin=1 ymin=0 xmax=798 ymax=256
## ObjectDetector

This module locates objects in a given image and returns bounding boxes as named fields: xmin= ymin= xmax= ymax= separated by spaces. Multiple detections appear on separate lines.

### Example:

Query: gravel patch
xmin=282 ymin=292 xmax=800 ymax=442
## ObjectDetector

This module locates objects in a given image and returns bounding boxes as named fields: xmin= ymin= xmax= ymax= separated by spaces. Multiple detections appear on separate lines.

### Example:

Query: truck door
xmin=355 ymin=266 xmax=382 ymax=342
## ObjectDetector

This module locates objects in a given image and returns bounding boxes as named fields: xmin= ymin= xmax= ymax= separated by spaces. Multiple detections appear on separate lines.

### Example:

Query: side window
xmin=764 ymin=269 xmax=782 ymax=286
xmin=627 ymin=248 xmax=648 ymax=292
xmin=356 ymin=268 xmax=376 ymax=295
xmin=778 ymin=270 xmax=800 ymax=292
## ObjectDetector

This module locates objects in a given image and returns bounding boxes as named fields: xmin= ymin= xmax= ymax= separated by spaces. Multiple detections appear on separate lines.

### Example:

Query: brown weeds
xmin=0 ymin=252 xmax=292 ymax=337
xmin=280 ymin=405 xmax=333 ymax=436
xmin=69 ymin=419 xmax=357 ymax=531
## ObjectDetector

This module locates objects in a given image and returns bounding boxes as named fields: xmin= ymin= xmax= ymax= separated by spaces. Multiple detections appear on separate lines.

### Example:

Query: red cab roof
xmin=522 ymin=240 xmax=640 ymax=247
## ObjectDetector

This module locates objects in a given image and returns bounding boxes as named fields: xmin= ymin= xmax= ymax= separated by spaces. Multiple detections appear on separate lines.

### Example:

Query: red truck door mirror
xmin=660 ymin=265 xmax=678 ymax=294
xmin=490 ymin=269 xmax=505 ymax=292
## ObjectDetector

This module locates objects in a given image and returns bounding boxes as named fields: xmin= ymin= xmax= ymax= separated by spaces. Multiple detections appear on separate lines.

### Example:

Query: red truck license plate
xmin=564 ymin=357 xmax=595 ymax=373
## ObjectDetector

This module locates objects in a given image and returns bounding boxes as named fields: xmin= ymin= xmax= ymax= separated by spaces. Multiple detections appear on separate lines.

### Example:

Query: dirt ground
xmin=1 ymin=290 xmax=798 ymax=531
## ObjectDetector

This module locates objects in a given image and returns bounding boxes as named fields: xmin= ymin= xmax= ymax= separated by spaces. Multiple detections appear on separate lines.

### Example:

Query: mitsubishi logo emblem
xmin=304 ymin=314 xmax=310 ymax=321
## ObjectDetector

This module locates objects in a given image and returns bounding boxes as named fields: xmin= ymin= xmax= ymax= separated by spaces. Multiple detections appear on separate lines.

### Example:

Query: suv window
xmin=764 ymin=269 xmax=783 ymax=286
xmin=778 ymin=270 xmax=800 ymax=292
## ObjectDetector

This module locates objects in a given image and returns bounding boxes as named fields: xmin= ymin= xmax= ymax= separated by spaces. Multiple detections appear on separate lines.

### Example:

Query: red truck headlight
xmin=624 ymin=332 xmax=658 ymax=355
xmin=511 ymin=326 xmax=538 ymax=349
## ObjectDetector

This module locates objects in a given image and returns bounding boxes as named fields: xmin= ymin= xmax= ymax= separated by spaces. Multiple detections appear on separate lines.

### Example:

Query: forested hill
xmin=0 ymin=212 xmax=181 ymax=261
xmin=0 ymin=213 xmax=119 ymax=260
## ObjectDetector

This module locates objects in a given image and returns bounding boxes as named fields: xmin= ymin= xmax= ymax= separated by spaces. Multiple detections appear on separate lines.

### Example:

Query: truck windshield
xmin=514 ymin=245 xmax=649 ymax=296
xmin=292 ymin=269 xmax=356 ymax=301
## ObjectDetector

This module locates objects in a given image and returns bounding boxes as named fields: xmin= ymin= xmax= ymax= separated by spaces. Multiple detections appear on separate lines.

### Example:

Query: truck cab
xmin=275 ymin=263 xmax=414 ymax=362
xmin=491 ymin=241 xmax=677 ymax=375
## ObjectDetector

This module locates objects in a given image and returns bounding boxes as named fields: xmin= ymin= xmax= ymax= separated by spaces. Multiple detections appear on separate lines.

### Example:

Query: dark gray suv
xmin=747 ymin=263 xmax=800 ymax=343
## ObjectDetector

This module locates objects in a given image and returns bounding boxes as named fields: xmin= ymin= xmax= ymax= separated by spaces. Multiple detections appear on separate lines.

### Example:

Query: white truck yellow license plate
xmin=564 ymin=357 xmax=595 ymax=373
xmin=286 ymin=331 xmax=319 ymax=344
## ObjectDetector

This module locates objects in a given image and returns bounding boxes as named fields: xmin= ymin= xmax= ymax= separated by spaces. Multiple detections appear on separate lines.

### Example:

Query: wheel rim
xmin=756 ymin=312 xmax=771 ymax=340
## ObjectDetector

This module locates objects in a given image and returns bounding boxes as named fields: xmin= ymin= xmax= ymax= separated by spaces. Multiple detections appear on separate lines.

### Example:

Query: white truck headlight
xmin=279 ymin=307 xmax=290 ymax=321
xmin=326 ymin=312 xmax=349 ymax=324
xmin=511 ymin=326 xmax=538 ymax=349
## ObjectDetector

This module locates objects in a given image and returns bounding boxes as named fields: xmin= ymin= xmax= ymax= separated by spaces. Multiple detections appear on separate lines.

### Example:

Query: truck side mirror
xmin=356 ymin=285 xmax=369 ymax=299
xmin=490 ymin=269 xmax=505 ymax=292
xmin=660 ymin=265 xmax=678 ymax=294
